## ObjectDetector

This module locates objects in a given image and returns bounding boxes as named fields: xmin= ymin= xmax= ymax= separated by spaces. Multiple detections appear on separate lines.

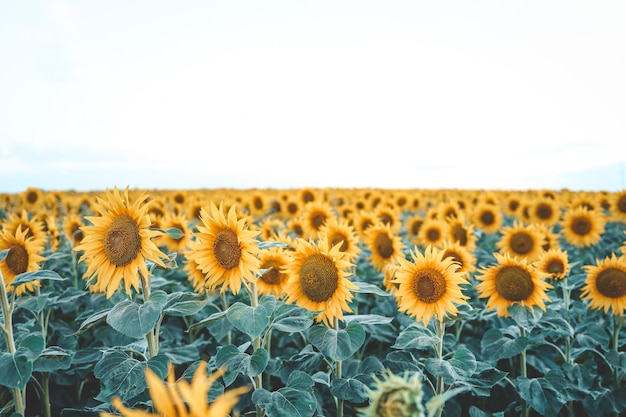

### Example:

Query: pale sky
xmin=1 ymin=1 xmax=625 ymax=194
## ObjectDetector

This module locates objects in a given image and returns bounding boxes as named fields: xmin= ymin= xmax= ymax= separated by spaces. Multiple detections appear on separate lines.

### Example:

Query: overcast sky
xmin=1 ymin=1 xmax=625 ymax=194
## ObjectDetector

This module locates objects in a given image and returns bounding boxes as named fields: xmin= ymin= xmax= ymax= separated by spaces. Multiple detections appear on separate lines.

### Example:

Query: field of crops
xmin=1 ymin=186 xmax=625 ymax=417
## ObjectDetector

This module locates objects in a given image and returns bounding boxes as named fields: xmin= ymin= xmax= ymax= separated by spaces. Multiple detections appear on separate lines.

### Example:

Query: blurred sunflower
xmin=471 ymin=202 xmax=503 ymax=234
xmin=416 ymin=218 xmax=449 ymax=249
xmin=496 ymin=220 xmax=545 ymax=261
xmin=257 ymin=246 xmax=291 ymax=298
xmin=353 ymin=211 xmax=377 ymax=241
xmin=502 ymin=193 xmax=523 ymax=219
xmin=358 ymin=369 xmax=425 ymax=417
xmin=365 ymin=222 xmax=406 ymax=273
xmin=300 ymin=201 xmax=336 ymax=239
xmin=74 ymin=187 xmax=168 ymax=298
xmin=62 ymin=212 xmax=86 ymax=248
xmin=1 ymin=209 xmax=47 ymax=249
xmin=476 ymin=252 xmax=552 ymax=317
xmin=392 ymin=245 xmax=469 ymax=326
xmin=533 ymin=248 xmax=571 ymax=281
xmin=529 ymin=197 xmax=561 ymax=227
xmin=100 ymin=361 xmax=249 ymax=417
xmin=581 ymin=253 xmax=626 ymax=316
xmin=533 ymin=223 xmax=560 ymax=252
xmin=184 ymin=256 xmax=208 ymax=294
xmin=445 ymin=213 xmax=477 ymax=251
xmin=438 ymin=240 xmax=477 ymax=277
xmin=0 ymin=226 xmax=46 ymax=296
xmin=283 ymin=236 xmax=358 ymax=327
xmin=20 ymin=187 xmax=44 ymax=212
xmin=404 ymin=213 xmax=425 ymax=247
xmin=374 ymin=204 xmax=402 ymax=234
xmin=559 ymin=206 xmax=606 ymax=248
xmin=609 ymin=190 xmax=626 ymax=222
xmin=186 ymin=202 xmax=260 ymax=295
xmin=318 ymin=216 xmax=361 ymax=262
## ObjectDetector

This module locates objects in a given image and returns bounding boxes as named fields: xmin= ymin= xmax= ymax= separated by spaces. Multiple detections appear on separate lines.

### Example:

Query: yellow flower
xmin=533 ymin=248 xmax=571 ymax=281
xmin=476 ymin=252 xmax=552 ymax=317
xmin=559 ymin=206 xmax=606 ymax=248
xmin=581 ymin=253 xmax=626 ymax=316
xmin=0 ymin=226 xmax=46 ymax=296
xmin=186 ymin=201 xmax=260 ymax=295
xmin=392 ymin=245 xmax=469 ymax=326
xmin=283 ymin=236 xmax=358 ymax=327
xmin=74 ymin=187 xmax=167 ymax=298
xmin=100 ymin=361 xmax=249 ymax=417
xmin=496 ymin=220 xmax=545 ymax=261
xmin=365 ymin=222 xmax=406 ymax=273
xmin=257 ymin=246 xmax=291 ymax=298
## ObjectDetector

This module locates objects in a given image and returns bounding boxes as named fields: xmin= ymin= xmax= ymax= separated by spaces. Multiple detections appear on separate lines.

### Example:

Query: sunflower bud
xmin=359 ymin=369 xmax=425 ymax=417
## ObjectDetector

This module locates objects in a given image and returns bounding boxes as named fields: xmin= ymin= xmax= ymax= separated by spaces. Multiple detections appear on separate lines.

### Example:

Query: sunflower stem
xmin=247 ymin=280 xmax=265 ymax=417
xmin=334 ymin=316 xmax=344 ymax=417
xmin=435 ymin=320 xmax=445 ymax=417
xmin=612 ymin=318 xmax=622 ymax=417
xmin=140 ymin=273 xmax=158 ymax=358
xmin=221 ymin=292 xmax=232 ymax=346
xmin=562 ymin=276 xmax=574 ymax=417
xmin=0 ymin=271 xmax=25 ymax=415
xmin=519 ymin=325 xmax=529 ymax=417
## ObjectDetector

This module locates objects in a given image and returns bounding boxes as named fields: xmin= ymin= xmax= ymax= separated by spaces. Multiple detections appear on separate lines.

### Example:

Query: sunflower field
xmin=1 ymin=186 xmax=625 ymax=417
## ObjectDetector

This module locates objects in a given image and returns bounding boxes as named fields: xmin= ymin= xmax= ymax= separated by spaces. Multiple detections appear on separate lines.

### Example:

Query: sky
xmin=1 ymin=1 xmax=625 ymax=194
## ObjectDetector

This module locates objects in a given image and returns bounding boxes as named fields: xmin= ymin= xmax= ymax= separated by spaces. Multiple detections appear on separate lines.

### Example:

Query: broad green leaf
xmin=94 ymin=350 xmax=168 ymax=402
xmin=286 ymin=370 xmax=314 ymax=390
xmin=214 ymin=344 xmax=266 ymax=386
xmin=187 ymin=309 xmax=229 ymax=333
xmin=16 ymin=293 xmax=50 ymax=314
xmin=10 ymin=269 xmax=66 ymax=286
xmin=392 ymin=323 xmax=439 ymax=351
xmin=353 ymin=281 xmax=391 ymax=297
xmin=163 ymin=292 xmax=207 ymax=316
xmin=508 ymin=303 xmax=543 ymax=333
xmin=164 ymin=227 xmax=184 ymax=239
xmin=448 ymin=348 xmax=477 ymax=379
xmin=307 ymin=322 xmax=365 ymax=361
xmin=252 ymin=387 xmax=316 ymax=417
xmin=272 ymin=304 xmax=315 ymax=333
xmin=330 ymin=377 xmax=369 ymax=402
xmin=34 ymin=346 xmax=74 ymax=372
xmin=19 ymin=332 xmax=45 ymax=358
xmin=481 ymin=328 xmax=528 ymax=361
xmin=106 ymin=299 xmax=161 ymax=339
xmin=516 ymin=377 xmax=565 ymax=416
xmin=249 ymin=348 xmax=269 ymax=377
xmin=344 ymin=314 xmax=394 ymax=325
xmin=73 ymin=308 xmax=111 ymax=336
xmin=258 ymin=240 xmax=293 ymax=249
xmin=226 ymin=302 xmax=270 ymax=339
xmin=0 ymin=350 xmax=33 ymax=389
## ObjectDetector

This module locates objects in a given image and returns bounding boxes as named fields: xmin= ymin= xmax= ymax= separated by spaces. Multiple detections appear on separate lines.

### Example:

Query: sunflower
xmin=283 ymin=236 xmax=358 ymax=327
xmin=20 ymin=187 xmax=44 ymax=212
xmin=100 ymin=361 xmax=249 ymax=417
xmin=529 ymin=197 xmax=561 ymax=227
xmin=257 ymin=246 xmax=291 ymax=298
xmin=0 ymin=226 xmax=46 ymax=296
xmin=374 ymin=204 xmax=402 ymax=234
xmin=496 ymin=220 xmax=545 ymax=261
xmin=472 ymin=202 xmax=503 ymax=234
xmin=609 ymin=190 xmax=626 ymax=222
xmin=533 ymin=248 xmax=571 ymax=281
xmin=186 ymin=202 xmax=260 ymax=295
xmin=62 ymin=212 xmax=86 ymax=248
xmin=438 ymin=240 xmax=477 ymax=277
xmin=318 ymin=216 xmax=361 ymax=262
xmin=184 ymin=256 xmax=208 ymax=294
xmin=502 ymin=193 xmax=523 ymax=219
xmin=300 ymin=201 xmax=336 ymax=239
xmin=1 ymin=209 xmax=47 ymax=249
xmin=559 ymin=206 xmax=606 ymax=248
xmin=415 ymin=218 xmax=449 ymax=249
xmin=358 ymin=369 xmax=425 ymax=417
xmin=365 ymin=222 xmax=406 ymax=273
xmin=392 ymin=245 xmax=468 ymax=326
xmin=445 ymin=213 xmax=477 ymax=251
xmin=353 ymin=211 xmax=378 ymax=241
xmin=404 ymin=213 xmax=425 ymax=246
xmin=475 ymin=252 xmax=552 ymax=317
xmin=74 ymin=187 xmax=168 ymax=298
xmin=580 ymin=253 xmax=626 ymax=316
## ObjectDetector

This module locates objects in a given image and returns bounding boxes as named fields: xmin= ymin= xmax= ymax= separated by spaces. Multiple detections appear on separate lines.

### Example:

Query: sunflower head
xmin=358 ymin=369 xmax=425 ymax=417
xmin=476 ymin=252 xmax=552 ymax=317
xmin=533 ymin=248 xmax=571 ymax=281
xmin=283 ymin=236 xmax=358 ymax=327
xmin=0 ymin=225 xmax=46 ymax=296
xmin=581 ymin=253 xmax=626 ymax=316
xmin=559 ymin=206 xmax=606 ymax=248
xmin=392 ymin=245 xmax=469 ymax=326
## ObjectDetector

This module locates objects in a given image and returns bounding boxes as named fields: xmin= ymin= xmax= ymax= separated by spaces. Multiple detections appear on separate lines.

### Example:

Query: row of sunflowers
xmin=0 ymin=186 xmax=625 ymax=417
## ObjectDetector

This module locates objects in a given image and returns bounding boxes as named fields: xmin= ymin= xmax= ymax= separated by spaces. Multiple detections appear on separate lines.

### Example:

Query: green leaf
xmin=33 ymin=346 xmax=74 ymax=372
xmin=252 ymin=387 xmax=317 ymax=417
xmin=344 ymin=314 xmax=394 ymax=325
xmin=94 ymin=350 xmax=168 ymax=402
xmin=16 ymin=293 xmax=50 ymax=314
xmin=272 ymin=304 xmax=315 ymax=333
xmin=9 ymin=269 xmax=66 ymax=286
xmin=163 ymin=292 xmax=207 ymax=317
xmin=353 ymin=281 xmax=391 ymax=297
xmin=226 ymin=302 xmax=270 ymax=339
xmin=106 ymin=299 xmax=162 ymax=339
xmin=331 ymin=377 xmax=369 ymax=402
xmin=214 ymin=344 xmax=261 ymax=386
xmin=187 ymin=309 xmax=229 ymax=333
xmin=508 ymin=303 xmax=543 ymax=333
xmin=73 ymin=308 xmax=111 ymax=336
xmin=286 ymin=370 xmax=314 ymax=390
xmin=481 ymin=328 xmax=528 ymax=362
xmin=516 ymin=377 xmax=565 ymax=416
xmin=392 ymin=323 xmax=439 ymax=350
xmin=307 ymin=322 xmax=365 ymax=361
xmin=0 ymin=248 xmax=7 ymax=262
xmin=0 ymin=350 xmax=33 ymax=389
xmin=164 ymin=227 xmax=184 ymax=239
xmin=448 ymin=348 xmax=477 ymax=379
xmin=249 ymin=348 xmax=269 ymax=377
xmin=257 ymin=240 xmax=293 ymax=250
xmin=19 ymin=332 xmax=45 ymax=358
xmin=426 ymin=387 xmax=470 ymax=417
